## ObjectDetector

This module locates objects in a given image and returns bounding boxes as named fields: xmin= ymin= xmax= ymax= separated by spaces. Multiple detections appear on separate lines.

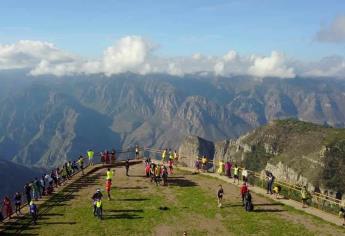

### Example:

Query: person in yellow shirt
xmin=106 ymin=168 xmax=114 ymax=182
xmin=87 ymin=149 xmax=94 ymax=166
xmin=162 ymin=149 xmax=167 ymax=163
xmin=217 ymin=160 xmax=224 ymax=175
xmin=233 ymin=165 xmax=240 ymax=184
xmin=201 ymin=156 xmax=208 ymax=172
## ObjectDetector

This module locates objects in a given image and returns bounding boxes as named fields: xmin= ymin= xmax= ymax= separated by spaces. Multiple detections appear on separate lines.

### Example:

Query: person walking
xmin=125 ymin=159 xmax=130 ymax=176
xmin=78 ymin=155 xmax=85 ymax=175
xmin=240 ymin=182 xmax=249 ymax=206
xmin=105 ymin=179 xmax=112 ymax=200
xmin=106 ymin=168 xmax=114 ymax=182
xmin=91 ymin=189 xmax=103 ymax=217
xmin=217 ymin=185 xmax=224 ymax=208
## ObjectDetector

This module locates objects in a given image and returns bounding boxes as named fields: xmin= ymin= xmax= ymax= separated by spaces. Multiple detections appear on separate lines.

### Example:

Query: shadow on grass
xmin=117 ymin=186 xmax=148 ymax=190
xmin=108 ymin=209 xmax=144 ymax=213
xmin=168 ymin=177 xmax=198 ymax=187
xmin=104 ymin=213 xmax=144 ymax=220
xmin=0 ymin=171 xmax=102 ymax=234
xmin=254 ymin=209 xmax=286 ymax=213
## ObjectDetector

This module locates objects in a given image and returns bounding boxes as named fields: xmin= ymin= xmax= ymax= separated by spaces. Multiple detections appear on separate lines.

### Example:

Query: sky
xmin=0 ymin=0 xmax=344 ymax=78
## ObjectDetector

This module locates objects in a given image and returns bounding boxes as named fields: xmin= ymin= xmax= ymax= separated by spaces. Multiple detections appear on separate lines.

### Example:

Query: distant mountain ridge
xmin=1 ymin=72 xmax=345 ymax=168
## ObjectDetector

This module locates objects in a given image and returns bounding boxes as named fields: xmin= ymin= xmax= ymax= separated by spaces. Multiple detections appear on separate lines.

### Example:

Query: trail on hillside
xmin=1 ymin=163 xmax=344 ymax=235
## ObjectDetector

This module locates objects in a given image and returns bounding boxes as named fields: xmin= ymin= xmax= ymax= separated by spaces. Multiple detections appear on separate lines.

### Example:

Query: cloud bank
xmin=315 ymin=15 xmax=345 ymax=43
xmin=0 ymin=36 xmax=343 ymax=79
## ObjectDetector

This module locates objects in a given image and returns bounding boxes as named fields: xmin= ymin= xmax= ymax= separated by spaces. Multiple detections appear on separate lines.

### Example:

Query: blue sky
xmin=0 ymin=0 xmax=344 ymax=61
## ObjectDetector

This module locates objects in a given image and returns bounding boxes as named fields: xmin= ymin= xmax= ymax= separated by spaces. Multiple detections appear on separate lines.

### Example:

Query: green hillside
xmin=1 ymin=163 xmax=344 ymax=236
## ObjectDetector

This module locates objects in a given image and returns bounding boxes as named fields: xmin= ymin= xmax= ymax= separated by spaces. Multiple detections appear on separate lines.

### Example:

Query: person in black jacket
xmin=91 ymin=189 xmax=103 ymax=216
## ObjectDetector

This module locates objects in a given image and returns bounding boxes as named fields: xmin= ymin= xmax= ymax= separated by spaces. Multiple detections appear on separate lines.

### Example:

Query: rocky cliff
xmin=179 ymin=119 xmax=345 ymax=197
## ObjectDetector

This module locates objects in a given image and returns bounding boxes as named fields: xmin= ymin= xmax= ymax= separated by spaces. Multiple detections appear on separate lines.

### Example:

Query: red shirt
xmin=240 ymin=185 xmax=248 ymax=195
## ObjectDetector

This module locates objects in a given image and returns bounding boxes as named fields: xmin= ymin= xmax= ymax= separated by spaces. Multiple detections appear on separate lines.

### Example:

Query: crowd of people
xmin=0 ymin=148 xmax=100 ymax=223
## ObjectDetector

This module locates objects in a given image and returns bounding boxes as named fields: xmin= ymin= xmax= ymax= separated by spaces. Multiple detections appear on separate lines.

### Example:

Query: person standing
xmin=266 ymin=172 xmax=275 ymax=194
xmin=217 ymin=185 xmax=224 ymax=208
xmin=3 ymin=196 xmax=13 ymax=219
xmin=242 ymin=167 xmax=248 ymax=183
xmin=87 ymin=149 xmax=94 ymax=166
xmin=24 ymin=182 xmax=32 ymax=205
xmin=105 ymin=179 xmax=112 ymax=200
xmin=135 ymin=145 xmax=140 ymax=159
xmin=29 ymin=201 xmax=38 ymax=224
xmin=233 ymin=165 xmax=240 ymax=184
xmin=125 ymin=159 xmax=130 ymax=176
xmin=111 ymin=149 xmax=116 ymax=164
xmin=78 ymin=155 xmax=85 ymax=175
xmin=162 ymin=149 xmax=167 ymax=163
xmin=240 ymin=182 xmax=249 ymax=206
xmin=91 ymin=189 xmax=103 ymax=217
xmin=301 ymin=186 xmax=310 ymax=208
xmin=106 ymin=168 xmax=114 ymax=182
xmin=14 ymin=192 xmax=22 ymax=216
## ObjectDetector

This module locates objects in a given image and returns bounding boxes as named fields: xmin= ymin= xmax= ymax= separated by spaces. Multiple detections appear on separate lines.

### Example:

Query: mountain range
xmin=1 ymin=71 xmax=345 ymax=170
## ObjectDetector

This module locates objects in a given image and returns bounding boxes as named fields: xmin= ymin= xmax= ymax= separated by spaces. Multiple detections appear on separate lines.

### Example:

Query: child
xmin=168 ymin=159 xmax=174 ymax=175
xmin=244 ymin=190 xmax=254 ymax=212
xmin=29 ymin=201 xmax=38 ymax=224
xmin=240 ymin=182 xmax=248 ymax=206
xmin=92 ymin=189 xmax=103 ymax=216
xmin=95 ymin=199 xmax=103 ymax=219
xmin=273 ymin=185 xmax=282 ymax=199
xmin=217 ymin=185 xmax=224 ymax=207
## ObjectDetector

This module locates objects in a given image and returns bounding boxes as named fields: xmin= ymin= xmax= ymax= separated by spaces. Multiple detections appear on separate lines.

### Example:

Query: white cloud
xmin=0 ymin=36 xmax=343 ymax=79
xmin=102 ymin=36 xmax=153 ymax=76
xmin=248 ymin=51 xmax=295 ymax=78
xmin=0 ymin=40 xmax=75 ymax=70
xmin=214 ymin=61 xmax=225 ymax=75
xmin=315 ymin=15 xmax=345 ymax=43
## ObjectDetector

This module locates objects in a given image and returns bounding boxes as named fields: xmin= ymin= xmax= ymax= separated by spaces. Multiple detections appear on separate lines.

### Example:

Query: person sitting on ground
xmin=217 ymin=184 xmax=224 ymax=208
xmin=14 ymin=192 xmax=22 ymax=216
xmin=301 ymin=186 xmax=311 ymax=208
xmin=244 ymin=190 xmax=254 ymax=212
xmin=240 ymin=182 xmax=249 ymax=206
xmin=125 ymin=159 xmax=130 ymax=176
xmin=273 ymin=185 xmax=282 ymax=199
xmin=29 ymin=201 xmax=38 ymax=225
xmin=233 ymin=165 xmax=240 ymax=184
xmin=3 ymin=196 xmax=13 ymax=219
xmin=92 ymin=189 xmax=103 ymax=216
xmin=339 ymin=206 xmax=345 ymax=226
